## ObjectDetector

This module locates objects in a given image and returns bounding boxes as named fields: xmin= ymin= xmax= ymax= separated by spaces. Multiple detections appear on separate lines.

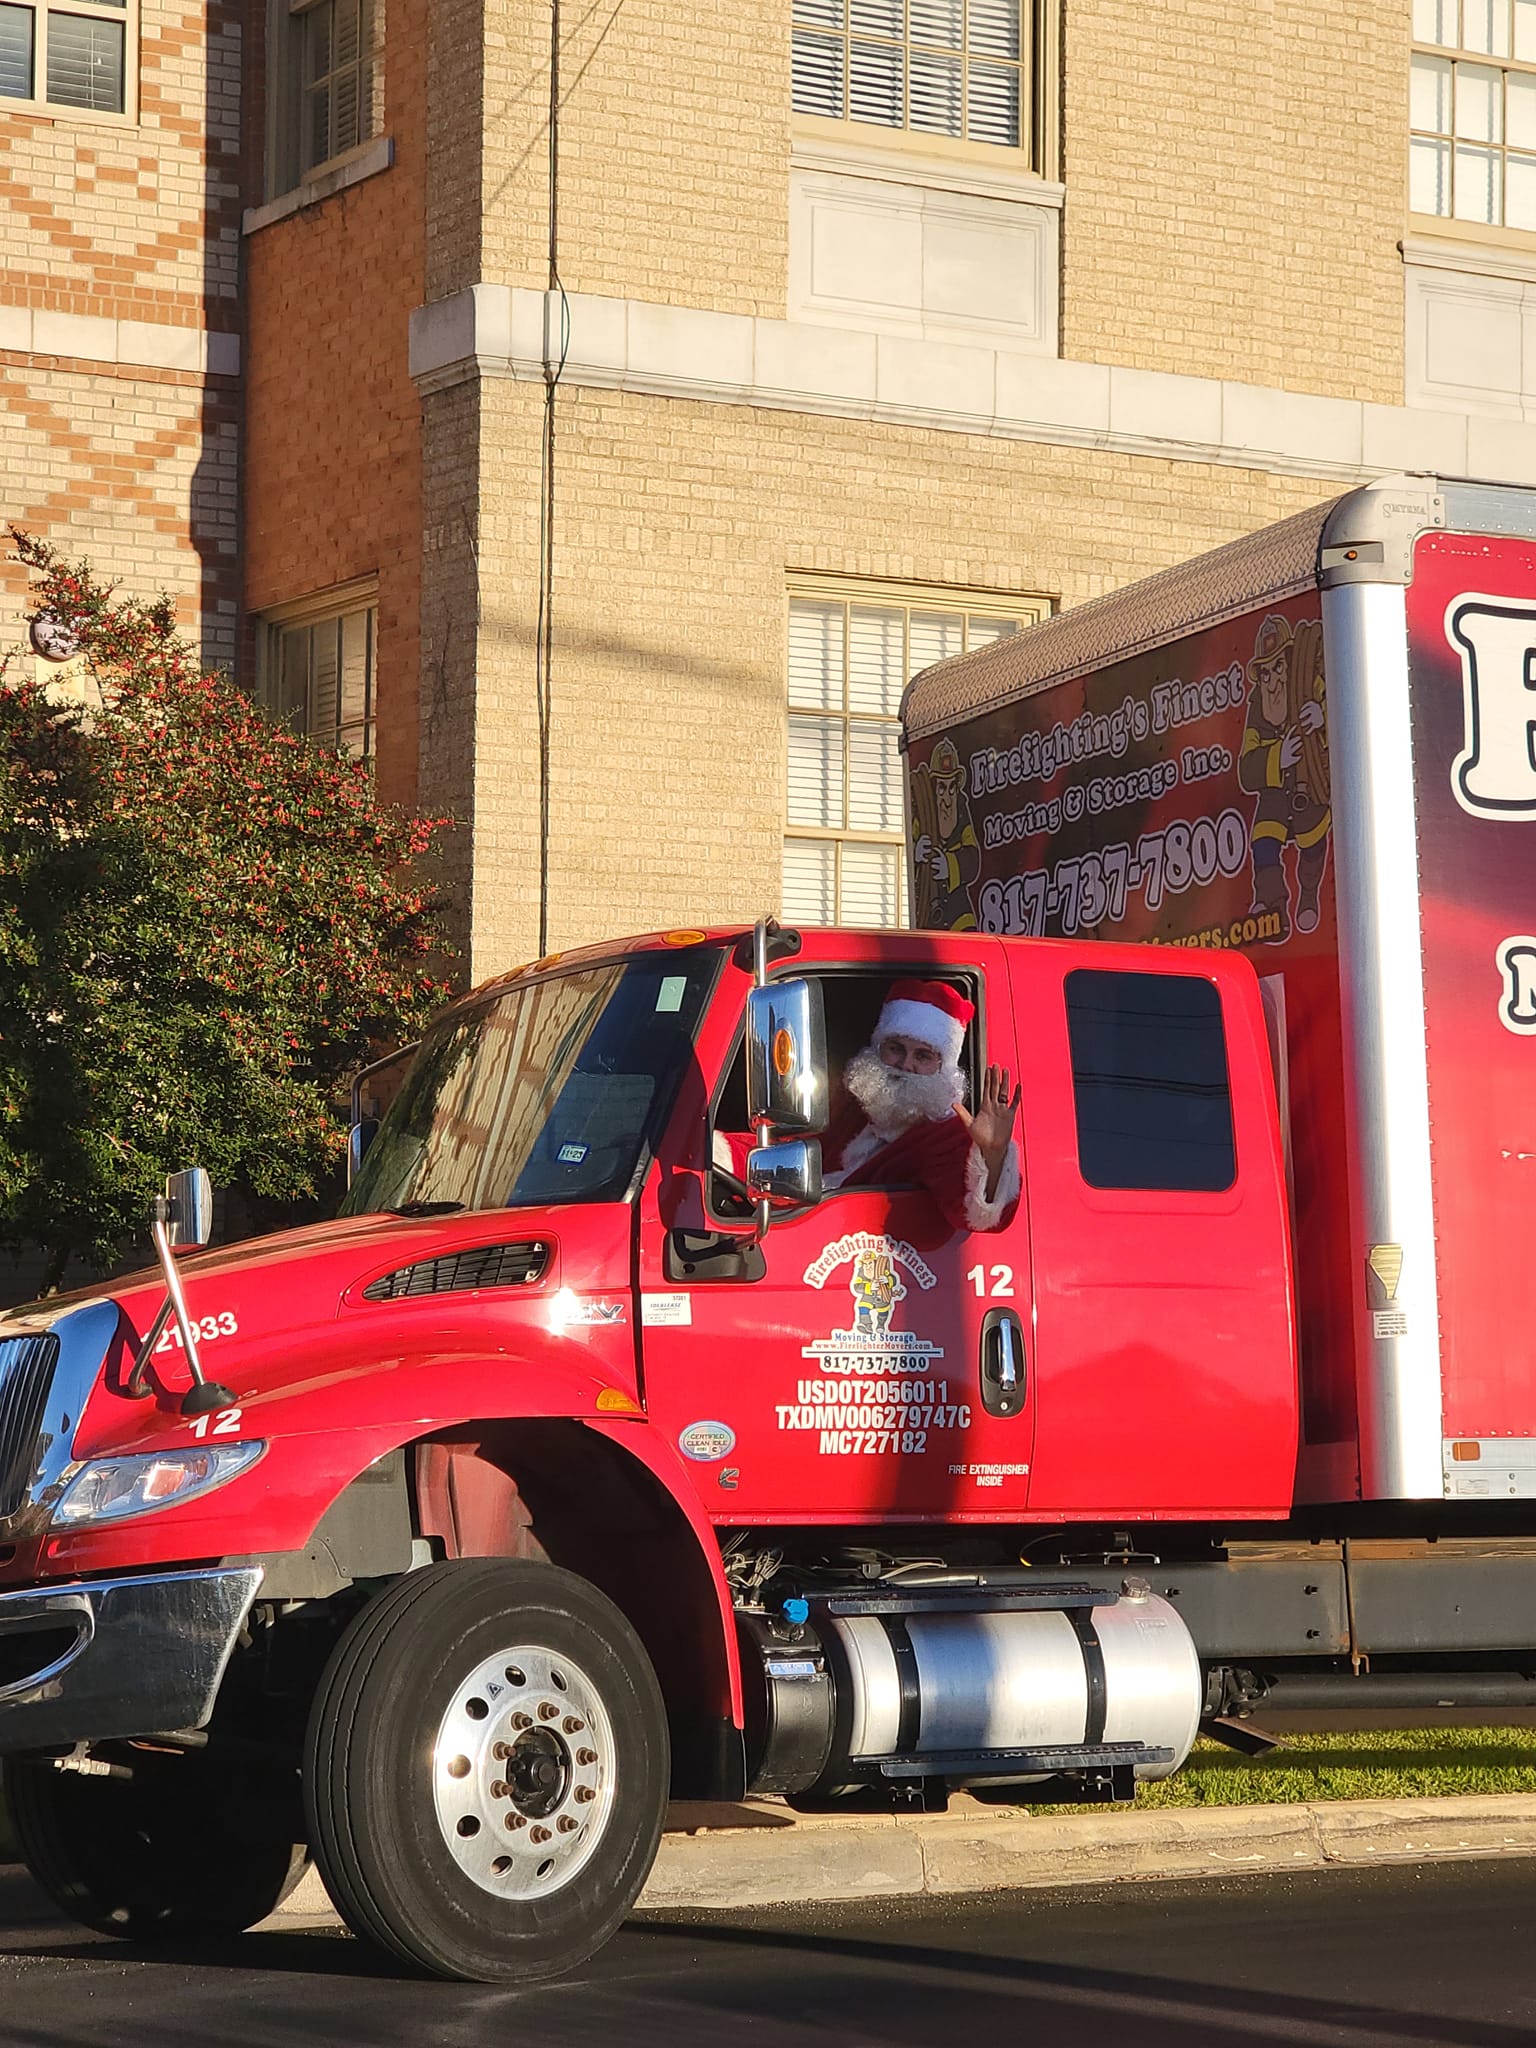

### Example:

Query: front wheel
xmin=304 ymin=1559 xmax=669 ymax=1983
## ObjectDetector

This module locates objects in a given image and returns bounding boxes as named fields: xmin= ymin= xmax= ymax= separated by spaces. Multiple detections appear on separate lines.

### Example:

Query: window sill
xmin=244 ymin=134 xmax=393 ymax=236
xmin=791 ymin=113 xmax=1056 ymax=200
xmin=1406 ymin=213 xmax=1536 ymax=265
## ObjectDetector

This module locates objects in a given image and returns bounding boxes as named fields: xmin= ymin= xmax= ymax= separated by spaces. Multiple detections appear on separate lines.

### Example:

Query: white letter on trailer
xmin=1448 ymin=595 xmax=1536 ymax=817
xmin=1497 ymin=936 xmax=1536 ymax=1034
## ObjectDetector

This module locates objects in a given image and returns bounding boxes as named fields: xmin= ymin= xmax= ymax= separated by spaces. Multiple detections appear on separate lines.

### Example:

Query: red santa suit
xmin=725 ymin=979 xmax=1020 ymax=1236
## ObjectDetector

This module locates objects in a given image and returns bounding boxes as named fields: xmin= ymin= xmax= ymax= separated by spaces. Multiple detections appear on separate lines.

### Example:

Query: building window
xmin=261 ymin=594 xmax=377 ymax=762
xmin=1412 ymin=0 xmax=1536 ymax=230
xmin=0 ymin=0 xmax=132 ymax=115
xmin=784 ymin=582 xmax=1046 ymax=929
xmin=792 ymin=0 xmax=1042 ymax=154
xmin=267 ymin=0 xmax=382 ymax=197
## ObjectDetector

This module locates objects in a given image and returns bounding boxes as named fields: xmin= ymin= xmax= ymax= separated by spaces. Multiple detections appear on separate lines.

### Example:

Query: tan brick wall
xmin=0 ymin=0 xmax=243 ymax=660
xmin=450 ymin=380 xmax=1340 ymax=978
xmin=1061 ymin=0 xmax=1409 ymax=401
xmin=476 ymin=0 xmax=788 ymax=316
xmin=242 ymin=0 xmax=426 ymax=808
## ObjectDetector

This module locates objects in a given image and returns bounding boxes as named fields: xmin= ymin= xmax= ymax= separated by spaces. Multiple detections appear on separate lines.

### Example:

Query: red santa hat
xmin=875 ymin=979 xmax=974 ymax=1070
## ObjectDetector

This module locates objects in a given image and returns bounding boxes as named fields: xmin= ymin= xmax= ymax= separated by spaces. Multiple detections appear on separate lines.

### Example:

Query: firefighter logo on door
xmin=779 ymin=1233 xmax=970 ymax=1457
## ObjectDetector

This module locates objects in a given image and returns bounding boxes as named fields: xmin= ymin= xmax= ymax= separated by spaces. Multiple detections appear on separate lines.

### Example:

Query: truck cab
xmin=0 ymin=919 xmax=1290 ymax=1982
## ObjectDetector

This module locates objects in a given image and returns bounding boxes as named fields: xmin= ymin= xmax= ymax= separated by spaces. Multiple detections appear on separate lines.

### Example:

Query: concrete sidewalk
xmin=271 ymin=1791 xmax=1536 ymax=1924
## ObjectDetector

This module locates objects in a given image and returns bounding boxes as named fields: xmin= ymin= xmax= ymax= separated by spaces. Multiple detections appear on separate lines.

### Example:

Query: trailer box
xmin=902 ymin=476 xmax=1536 ymax=1507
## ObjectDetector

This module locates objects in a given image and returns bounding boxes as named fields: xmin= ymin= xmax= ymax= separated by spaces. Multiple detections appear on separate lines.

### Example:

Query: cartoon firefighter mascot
xmin=1238 ymin=613 xmax=1331 ymax=937
xmin=850 ymin=1248 xmax=903 ymax=1339
xmin=911 ymin=738 xmax=981 ymax=931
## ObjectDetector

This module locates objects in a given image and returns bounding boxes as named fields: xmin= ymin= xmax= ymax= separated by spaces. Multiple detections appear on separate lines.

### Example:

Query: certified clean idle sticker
xmin=678 ymin=1419 xmax=736 ymax=1462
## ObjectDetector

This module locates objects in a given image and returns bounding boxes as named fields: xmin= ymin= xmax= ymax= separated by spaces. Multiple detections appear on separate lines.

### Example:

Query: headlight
xmin=50 ymin=1442 xmax=266 ymax=1528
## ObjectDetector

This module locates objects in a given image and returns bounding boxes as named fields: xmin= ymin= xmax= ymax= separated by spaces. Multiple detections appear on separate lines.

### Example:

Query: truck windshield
xmin=341 ymin=952 xmax=717 ymax=1217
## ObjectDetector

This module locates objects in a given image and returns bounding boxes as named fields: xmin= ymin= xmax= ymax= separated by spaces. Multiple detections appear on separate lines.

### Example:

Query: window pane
xmin=848 ymin=720 xmax=903 ymax=832
xmin=849 ymin=37 xmax=902 ymax=126
xmin=1463 ymin=0 xmax=1511 ymax=54
xmin=794 ymin=0 xmax=844 ymax=24
xmin=1510 ymin=67 xmax=1536 ymax=147
xmin=847 ymin=605 xmax=905 ymax=716
xmin=967 ymin=0 xmax=1020 ymax=60
xmin=788 ymin=714 xmax=845 ymax=828
xmin=910 ymin=47 xmax=963 ymax=131
xmin=339 ymin=608 xmax=372 ymax=757
xmin=788 ymin=599 xmax=843 ymax=711
xmin=1456 ymin=61 xmax=1503 ymax=140
xmin=840 ymin=842 xmax=901 ymax=927
xmin=967 ymin=59 xmax=1019 ymax=145
xmin=1454 ymin=141 xmax=1502 ymax=218
xmin=1507 ymin=149 xmax=1536 ymax=225
xmin=966 ymin=615 xmax=1019 ymax=648
xmin=850 ymin=0 xmax=901 ymax=34
xmin=783 ymin=838 xmax=836 ymax=924
xmin=311 ymin=619 xmax=341 ymax=742
xmin=274 ymin=625 xmax=311 ymax=729
xmin=0 ymin=4 xmax=33 ymax=96
xmin=1413 ymin=0 xmax=1456 ymax=40
xmin=45 ymin=10 xmax=123 ymax=110
xmin=1410 ymin=134 xmax=1453 ymax=211
xmin=1518 ymin=0 xmax=1536 ymax=59
xmin=792 ymin=28 xmax=844 ymax=116
xmin=1410 ymin=52 xmax=1452 ymax=133
xmin=305 ymin=0 xmax=331 ymax=83
xmin=907 ymin=610 xmax=964 ymax=673
xmin=1065 ymin=970 xmax=1236 ymax=1193
xmin=910 ymin=0 xmax=963 ymax=48
xmin=333 ymin=0 xmax=359 ymax=67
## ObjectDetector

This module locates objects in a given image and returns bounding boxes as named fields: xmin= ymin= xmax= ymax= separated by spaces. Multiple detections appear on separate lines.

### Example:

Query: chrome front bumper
xmin=0 ymin=1566 xmax=263 ymax=1752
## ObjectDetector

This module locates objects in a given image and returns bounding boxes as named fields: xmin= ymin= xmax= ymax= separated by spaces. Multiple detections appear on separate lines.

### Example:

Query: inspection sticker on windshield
xmin=655 ymin=976 xmax=687 ymax=1014
xmin=641 ymin=1292 xmax=692 ymax=1327
xmin=557 ymin=1142 xmax=588 ymax=1164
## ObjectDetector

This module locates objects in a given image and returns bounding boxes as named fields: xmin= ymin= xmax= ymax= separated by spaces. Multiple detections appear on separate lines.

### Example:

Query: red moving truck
xmin=0 ymin=475 xmax=1532 ymax=1982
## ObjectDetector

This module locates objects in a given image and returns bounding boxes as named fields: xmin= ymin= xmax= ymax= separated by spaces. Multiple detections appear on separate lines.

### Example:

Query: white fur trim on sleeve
xmin=963 ymin=1140 xmax=1020 ymax=1233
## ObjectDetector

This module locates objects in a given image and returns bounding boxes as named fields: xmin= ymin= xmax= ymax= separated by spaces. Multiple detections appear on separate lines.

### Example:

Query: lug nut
xmin=562 ymin=1716 xmax=585 ymax=1734
xmin=574 ymin=1784 xmax=596 ymax=1803
xmin=557 ymin=1815 xmax=579 ymax=1833
xmin=576 ymin=1748 xmax=597 ymax=1766
xmin=490 ymin=1780 xmax=509 ymax=1800
xmin=530 ymin=1825 xmax=551 ymax=1845
xmin=511 ymin=1712 xmax=533 ymax=1731
xmin=492 ymin=1741 xmax=512 ymax=1760
xmin=538 ymin=1702 xmax=560 ymax=1721
xmin=504 ymin=1813 xmax=526 ymax=1831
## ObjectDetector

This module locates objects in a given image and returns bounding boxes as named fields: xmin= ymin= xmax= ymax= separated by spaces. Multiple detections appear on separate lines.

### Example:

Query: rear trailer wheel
xmin=2 ymin=1747 xmax=310 ymax=1940
xmin=304 ymin=1559 xmax=668 ymax=1983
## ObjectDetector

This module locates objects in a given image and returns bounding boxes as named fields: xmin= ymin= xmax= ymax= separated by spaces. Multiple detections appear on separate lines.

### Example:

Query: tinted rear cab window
xmin=1064 ymin=969 xmax=1236 ymax=1191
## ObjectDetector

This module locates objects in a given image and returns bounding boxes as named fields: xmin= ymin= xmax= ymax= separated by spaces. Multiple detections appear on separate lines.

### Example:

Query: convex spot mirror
xmin=163 ymin=1167 xmax=213 ymax=1249
xmin=747 ymin=1137 xmax=823 ymax=1216
xmin=745 ymin=978 xmax=828 ymax=1134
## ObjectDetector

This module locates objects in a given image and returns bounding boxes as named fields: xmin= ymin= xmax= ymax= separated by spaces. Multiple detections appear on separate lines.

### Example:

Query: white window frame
xmin=790 ymin=0 xmax=1059 ymax=177
xmin=1411 ymin=0 xmax=1536 ymax=236
xmin=0 ymin=0 xmax=138 ymax=123
xmin=257 ymin=577 xmax=379 ymax=765
xmin=784 ymin=576 xmax=1050 ymax=930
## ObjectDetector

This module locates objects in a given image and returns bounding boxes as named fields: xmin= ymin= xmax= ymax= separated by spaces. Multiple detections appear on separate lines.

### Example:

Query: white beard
xmin=843 ymin=1045 xmax=964 ymax=1143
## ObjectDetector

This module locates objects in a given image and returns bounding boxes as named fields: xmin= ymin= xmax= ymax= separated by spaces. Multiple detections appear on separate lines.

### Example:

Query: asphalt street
xmin=2 ymin=1856 xmax=1536 ymax=2047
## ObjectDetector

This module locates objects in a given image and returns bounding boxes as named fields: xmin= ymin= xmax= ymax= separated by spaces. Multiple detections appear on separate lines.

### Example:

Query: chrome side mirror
xmin=347 ymin=1119 xmax=379 ymax=1186
xmin=163 ymin=1167 xmax=213 ymax=1249
xmin=745 ymin=978 xmax=828 ymax=1135
xmin=746 ymin=1138 xmax=823 ymax=1216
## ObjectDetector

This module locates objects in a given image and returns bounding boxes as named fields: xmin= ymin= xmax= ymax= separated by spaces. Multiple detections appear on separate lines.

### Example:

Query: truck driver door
xmin=636 ymin=958 xmax=1037 ymax=1523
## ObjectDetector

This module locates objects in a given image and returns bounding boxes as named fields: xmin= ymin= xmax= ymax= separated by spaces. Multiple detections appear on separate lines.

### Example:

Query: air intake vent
xmin=0 ymin=1334 xmax=60 ymax=1520
xmin=363 ymin=1242 xmax=550 ymax=1302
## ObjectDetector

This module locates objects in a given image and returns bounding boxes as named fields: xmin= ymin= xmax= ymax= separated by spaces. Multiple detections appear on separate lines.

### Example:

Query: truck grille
xmin=0 ymin=1334 xmax=60 ymax=1520
xmin=362 ymin=1242 xmax=550 ymax=1302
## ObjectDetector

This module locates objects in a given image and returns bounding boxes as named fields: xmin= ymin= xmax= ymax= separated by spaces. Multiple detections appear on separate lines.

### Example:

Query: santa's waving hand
xmin=820 ymin=981 xmax=1022 ymax=1236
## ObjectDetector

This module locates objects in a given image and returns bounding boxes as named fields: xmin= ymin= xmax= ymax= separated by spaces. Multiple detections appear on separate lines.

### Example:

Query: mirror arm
xmin=149 ymin=1196 xmax=234 ymax=1418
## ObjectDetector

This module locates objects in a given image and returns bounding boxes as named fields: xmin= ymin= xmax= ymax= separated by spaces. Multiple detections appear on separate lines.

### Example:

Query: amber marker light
xmin=1451 ymin=1442 xmax=1482 ymax=1462
xmin=773 ymin=1027 xmax=796 ymax=1077
xmin=596 ymin=1388 xmax=642 ymax=1415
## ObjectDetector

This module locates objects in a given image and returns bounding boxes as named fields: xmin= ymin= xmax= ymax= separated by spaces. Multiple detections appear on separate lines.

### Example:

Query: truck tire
xmin=2 ymin=1749 xmax=310 ymax=1939
xmin=303 ymin=1558 xmax=668 ymax=1983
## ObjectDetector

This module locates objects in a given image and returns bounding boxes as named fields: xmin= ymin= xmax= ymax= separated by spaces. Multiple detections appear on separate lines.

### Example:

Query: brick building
xmin=12 ymin=3 xmax=1536 ymax=981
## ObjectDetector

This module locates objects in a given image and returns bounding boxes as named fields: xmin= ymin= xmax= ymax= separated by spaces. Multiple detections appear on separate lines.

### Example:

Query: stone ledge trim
xmin=242 ymin=135 xmax=394 ymax=236
xmin=0 ymin=306 xmax=239 ymax=377
xmin=408 ymin=285 xmax=1533 ymax=489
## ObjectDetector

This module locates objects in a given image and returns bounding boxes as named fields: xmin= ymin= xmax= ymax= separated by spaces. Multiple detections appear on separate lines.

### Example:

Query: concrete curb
xmin=269 ymin=1792 xmax=1536 ymax=1924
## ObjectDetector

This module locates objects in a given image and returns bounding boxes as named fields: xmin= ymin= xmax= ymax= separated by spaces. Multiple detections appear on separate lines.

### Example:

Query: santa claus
xmin=815 ymin=980 xmax=1021 ymax=1236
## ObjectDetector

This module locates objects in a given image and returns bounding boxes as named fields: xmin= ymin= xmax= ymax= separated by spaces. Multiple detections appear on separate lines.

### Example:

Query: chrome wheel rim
xmin=432 ymin=1644 xmax=617 ymax=1901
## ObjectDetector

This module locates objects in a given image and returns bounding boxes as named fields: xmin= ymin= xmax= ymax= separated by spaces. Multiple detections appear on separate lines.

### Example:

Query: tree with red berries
xmin=0 ymin=533 xmax=454 ymax=1286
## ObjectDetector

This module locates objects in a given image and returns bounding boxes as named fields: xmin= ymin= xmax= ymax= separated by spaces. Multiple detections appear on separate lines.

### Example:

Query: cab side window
xmin=1064 ymin=969 xmax=1236 ymax=1192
